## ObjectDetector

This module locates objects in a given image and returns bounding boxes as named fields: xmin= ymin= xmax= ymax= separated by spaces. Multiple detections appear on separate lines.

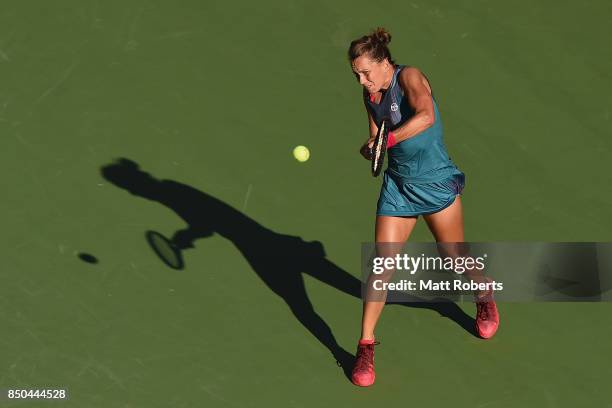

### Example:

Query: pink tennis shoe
xmin=475 ymin=294 xmax=500 ymax=339
xmin=351 ymin=339 xmax=379 ymax=387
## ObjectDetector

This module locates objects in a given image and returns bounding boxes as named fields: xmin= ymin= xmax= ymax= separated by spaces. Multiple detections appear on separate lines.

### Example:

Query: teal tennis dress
xmin=365 ymin=65 xmax=465 ymax=217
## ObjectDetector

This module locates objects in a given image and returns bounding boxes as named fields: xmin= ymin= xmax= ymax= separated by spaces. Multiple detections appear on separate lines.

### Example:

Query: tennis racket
xmin=371 ymin=118 xmax=390 ymax=177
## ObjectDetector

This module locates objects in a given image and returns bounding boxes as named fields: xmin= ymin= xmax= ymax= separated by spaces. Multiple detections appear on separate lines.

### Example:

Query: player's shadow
xmin=101 ymin=158 xmax=477 ymax=379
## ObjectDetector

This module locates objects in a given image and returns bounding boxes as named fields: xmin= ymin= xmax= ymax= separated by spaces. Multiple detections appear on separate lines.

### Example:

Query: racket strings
xmin=372 ymin=121 xmax=387 ymax=175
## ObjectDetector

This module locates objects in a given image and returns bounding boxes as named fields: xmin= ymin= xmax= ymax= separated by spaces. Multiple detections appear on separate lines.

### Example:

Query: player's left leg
xmin=423 ymin=196 xmax=500 ymax=339
xmin=422 ymin=195 xmax=464 ymax=242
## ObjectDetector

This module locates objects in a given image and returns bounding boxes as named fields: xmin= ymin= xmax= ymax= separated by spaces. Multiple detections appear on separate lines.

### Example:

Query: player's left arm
xmin=390 ymin=67 xmax=435 ymax=143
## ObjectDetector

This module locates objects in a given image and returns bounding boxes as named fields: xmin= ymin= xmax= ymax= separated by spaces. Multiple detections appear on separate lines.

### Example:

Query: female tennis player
xmin=348 ymin=28 xmax=500 ymax=387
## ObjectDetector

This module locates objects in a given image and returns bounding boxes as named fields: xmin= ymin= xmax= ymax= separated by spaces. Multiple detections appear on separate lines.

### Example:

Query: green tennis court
xmin=2 ymin=0 xmax=611 ymax=406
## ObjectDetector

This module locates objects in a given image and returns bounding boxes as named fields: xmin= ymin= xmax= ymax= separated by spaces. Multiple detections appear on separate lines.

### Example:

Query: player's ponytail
xmin=348 ymin=27 xmax=395 ymax=64
xmin=371 ymin=27 xmax=391 ymax=46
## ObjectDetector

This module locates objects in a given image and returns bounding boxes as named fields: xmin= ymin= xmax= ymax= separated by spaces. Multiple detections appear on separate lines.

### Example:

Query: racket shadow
xmin=101 ymin=158 xmax=478 ymax=380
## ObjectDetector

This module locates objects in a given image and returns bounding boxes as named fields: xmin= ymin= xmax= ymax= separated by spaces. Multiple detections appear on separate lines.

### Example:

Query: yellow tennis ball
xmin=293 ymin=145 xmax=310 ymax=162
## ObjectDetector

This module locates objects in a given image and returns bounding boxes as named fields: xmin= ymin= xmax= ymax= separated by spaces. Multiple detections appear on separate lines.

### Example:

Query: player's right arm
xmin=360 ymin=94 xmax=378 ymax=160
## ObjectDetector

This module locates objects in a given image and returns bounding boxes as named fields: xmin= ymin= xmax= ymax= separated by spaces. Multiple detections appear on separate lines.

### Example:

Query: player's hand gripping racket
xmin=371 ymin=118 xmax=390 ymax=177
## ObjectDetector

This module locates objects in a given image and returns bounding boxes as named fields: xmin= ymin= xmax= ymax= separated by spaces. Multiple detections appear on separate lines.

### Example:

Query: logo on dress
xmin=390 ymin=102 xmax=399 ymax=112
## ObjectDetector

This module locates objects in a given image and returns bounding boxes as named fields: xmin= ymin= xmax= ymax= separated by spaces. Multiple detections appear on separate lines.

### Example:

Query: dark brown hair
xmin=348 ymin=27 xmax=395 ymax=64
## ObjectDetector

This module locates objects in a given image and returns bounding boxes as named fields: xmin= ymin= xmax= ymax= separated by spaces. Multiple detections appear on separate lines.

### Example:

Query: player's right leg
xmin=352 ymin=215 xmax=417 ymax=387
